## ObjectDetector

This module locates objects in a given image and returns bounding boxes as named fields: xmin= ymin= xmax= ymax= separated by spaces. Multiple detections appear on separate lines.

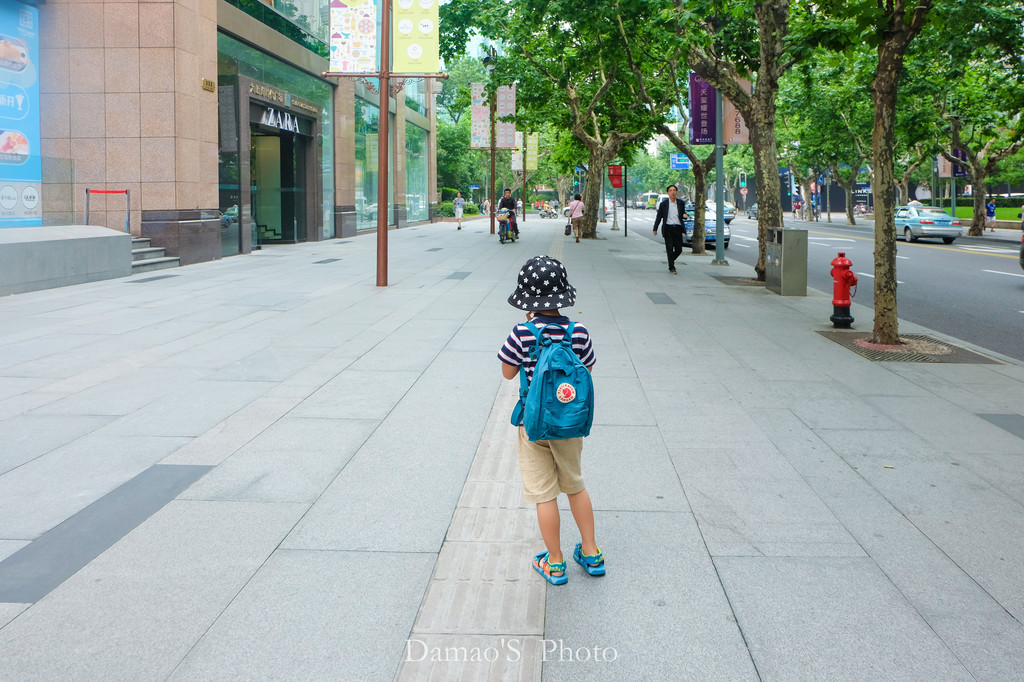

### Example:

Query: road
xmin=603 ymin=207 xmax=1024 ymax=363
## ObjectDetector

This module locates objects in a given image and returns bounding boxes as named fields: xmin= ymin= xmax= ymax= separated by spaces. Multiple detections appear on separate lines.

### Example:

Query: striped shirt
xmin=498 ymin=315 xmax=596 ymax=386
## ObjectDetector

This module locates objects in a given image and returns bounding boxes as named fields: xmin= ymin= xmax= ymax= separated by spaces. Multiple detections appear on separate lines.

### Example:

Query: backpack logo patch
xmin=556 ymin=382 xmax=576 ymax=403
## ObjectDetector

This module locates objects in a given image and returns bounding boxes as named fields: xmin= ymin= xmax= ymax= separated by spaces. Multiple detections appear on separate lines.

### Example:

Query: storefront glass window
xmin=217 ymin=32 xmax=335 ymax=243
xmin=405 ymin=124 xmax=428 ymax=223
xmin=404 ymin=79 xmax=427 ymax=117
xmin=354 ymin=97 xmax=393 ymax=230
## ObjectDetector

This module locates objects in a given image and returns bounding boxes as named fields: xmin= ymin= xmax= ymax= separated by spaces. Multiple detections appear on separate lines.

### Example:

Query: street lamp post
xmin=484 ymin=49 xmax=497 ymax=235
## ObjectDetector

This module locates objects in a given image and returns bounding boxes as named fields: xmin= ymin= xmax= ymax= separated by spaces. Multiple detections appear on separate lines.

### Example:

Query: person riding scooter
xmin=498 ymin=188 xmax=519 ymax=237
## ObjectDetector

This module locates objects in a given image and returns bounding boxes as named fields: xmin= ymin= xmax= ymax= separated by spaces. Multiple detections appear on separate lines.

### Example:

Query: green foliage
xmin=437 ymin=201 xmax=454 ymax=217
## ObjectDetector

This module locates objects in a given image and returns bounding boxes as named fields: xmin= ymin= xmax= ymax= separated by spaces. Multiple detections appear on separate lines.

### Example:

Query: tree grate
xmin=817 ymin=332 xmax=1002 ymax=364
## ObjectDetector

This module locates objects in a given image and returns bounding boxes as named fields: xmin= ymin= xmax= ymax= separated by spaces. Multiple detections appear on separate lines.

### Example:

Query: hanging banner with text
xmin=511 ymin=131 xmax=523 ymax=172
xmin=470 ymin=83 xmax=489 ymax=148
xmin=0 ymin=0 xmax=41 ymax=226
xmin=393 ymin=0 xmax=439 ymax=73
xmin=689 ymin=72 xmax=716 ymax=145
xmin=608 ymin=165 xmax=624 ymax=189
xmin=937 ymin=150 xmax=968 ymax=178
xmin=495 ymin=84 xmax=516 ymax=148
xmin=526 ymin=132 xmax=539 ymax=171
xmin=328 ymin=0 xmax=377 ymax=74
xmin=722 ymin=78 xmax=751 ymax=145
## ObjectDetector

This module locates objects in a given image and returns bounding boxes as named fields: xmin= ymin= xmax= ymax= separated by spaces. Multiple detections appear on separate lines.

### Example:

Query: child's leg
xmin=536 ymin=499 xmax=563 ymax=570
xmin=567 ymin=488 xmax=598 ymax=555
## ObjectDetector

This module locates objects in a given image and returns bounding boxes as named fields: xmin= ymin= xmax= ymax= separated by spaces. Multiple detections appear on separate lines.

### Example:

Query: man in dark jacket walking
xmin=652 ymin=184 xmax=689 ymax=274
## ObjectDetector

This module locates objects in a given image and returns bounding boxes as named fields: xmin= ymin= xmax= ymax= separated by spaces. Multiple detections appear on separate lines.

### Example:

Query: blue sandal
xmin=532 ymin=551 xmax=568 ymax=585
xmin=573 ymin=543 xmax=605 ymax=576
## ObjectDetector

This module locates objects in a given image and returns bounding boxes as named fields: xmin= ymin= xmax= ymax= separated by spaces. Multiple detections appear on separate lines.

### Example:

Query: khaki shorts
xmin=517 ymin=426 xmax=585 ymax=503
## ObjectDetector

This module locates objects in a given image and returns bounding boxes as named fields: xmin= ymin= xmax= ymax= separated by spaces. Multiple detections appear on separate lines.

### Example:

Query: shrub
xmin=440 ymin=187 xmax=459 ymax=202
xmin=438 ymin=201 xmax=454 ymax=217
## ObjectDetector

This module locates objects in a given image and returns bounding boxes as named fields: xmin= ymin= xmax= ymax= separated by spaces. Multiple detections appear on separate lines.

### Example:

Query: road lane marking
xmin=733 ymin=243 xmax=751 ymax=248
xmin=983 ymin=269 xmax=1024 ymax=278
xmin=896 ymin=255 xmax=909 ymax=260
xmin=856 ymin=272 xmax=905 ymax=284
xmin=959 ymin=245 xmax=1019 ymax=254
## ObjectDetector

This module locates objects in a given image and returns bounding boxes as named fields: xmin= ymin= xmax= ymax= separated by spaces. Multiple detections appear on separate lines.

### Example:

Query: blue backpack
xmin=511 ymin=321 xmax=595 ymax=442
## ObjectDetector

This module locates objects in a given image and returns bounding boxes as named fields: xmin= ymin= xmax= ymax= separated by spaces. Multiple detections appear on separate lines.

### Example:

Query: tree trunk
xmin=580 ymin=149 xmax=618 ymax=238
xmin=845 ymin=187 xmax=856 ymax=225
xmin=871 ymin=56 xmax=902 ymax=345
xmin=556 ymin=175 xmax=572 ymax=206
xmin=968 ymin=172 xmax=986 ymax=236
xmin=750 ymin=120 xmax=782 ymax=280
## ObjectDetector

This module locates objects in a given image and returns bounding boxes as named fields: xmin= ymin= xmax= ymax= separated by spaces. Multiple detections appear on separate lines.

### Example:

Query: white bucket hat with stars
xmin=507 ymin=256 xmax=577 ymax=311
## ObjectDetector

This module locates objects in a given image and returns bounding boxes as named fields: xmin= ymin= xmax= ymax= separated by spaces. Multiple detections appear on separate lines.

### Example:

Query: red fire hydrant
xmin=830 ymin=252 xmax=858 ymax=328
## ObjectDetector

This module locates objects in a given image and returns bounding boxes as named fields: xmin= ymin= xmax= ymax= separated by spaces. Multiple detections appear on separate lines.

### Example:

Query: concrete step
xmin=131 ymin=237 xmax=151 ymax=249
xmin=131 ymin=257 xmax=179 ymax=274
xmin=132 ymin=247 xmax=165 ymax=262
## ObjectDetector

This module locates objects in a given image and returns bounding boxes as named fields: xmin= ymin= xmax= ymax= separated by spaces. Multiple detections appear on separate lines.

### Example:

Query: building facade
xmin=27 ymin=0 xmax=437 ymax=264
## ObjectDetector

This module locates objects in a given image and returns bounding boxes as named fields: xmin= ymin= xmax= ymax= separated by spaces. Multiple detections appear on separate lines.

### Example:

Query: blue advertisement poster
xmin=0 ymin=1 xmax=41 ymax=227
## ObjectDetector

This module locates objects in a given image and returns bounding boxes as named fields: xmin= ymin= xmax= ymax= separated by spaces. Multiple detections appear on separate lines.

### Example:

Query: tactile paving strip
xmin=397 ymin=381 xmax=546 ymax=681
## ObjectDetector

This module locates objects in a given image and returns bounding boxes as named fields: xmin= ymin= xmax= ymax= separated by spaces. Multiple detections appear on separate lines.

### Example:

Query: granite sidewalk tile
xmin=1 ymin=222 xmax=1024 ymax=680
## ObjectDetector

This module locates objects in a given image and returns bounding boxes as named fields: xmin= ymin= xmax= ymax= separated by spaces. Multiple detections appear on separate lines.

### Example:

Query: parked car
xmin=706 ymin=200 xmax=736 ymax=224
xmin=894 ymin=205 xmax=963 ymax=244
xmin=746 ymin=203 xmax=758 ymax=219
xmin=682 ymin=211 xmax=730 ymax=249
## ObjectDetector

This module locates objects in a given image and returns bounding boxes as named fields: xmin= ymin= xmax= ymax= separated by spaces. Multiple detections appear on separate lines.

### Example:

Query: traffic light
xmin=739 ymin=172 xmax=746 ymax=188
xmin=574 ymin=178 xmax=579 ymax=186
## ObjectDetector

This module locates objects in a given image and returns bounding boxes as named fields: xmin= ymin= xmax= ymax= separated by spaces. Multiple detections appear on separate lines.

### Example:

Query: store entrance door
xmin=251 ymin=130 xmax=307 ymax=244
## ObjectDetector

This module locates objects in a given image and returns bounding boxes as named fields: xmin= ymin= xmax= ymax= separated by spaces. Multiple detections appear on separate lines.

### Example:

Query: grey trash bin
xmin=765 ymin=228 xmax=807 ymax=296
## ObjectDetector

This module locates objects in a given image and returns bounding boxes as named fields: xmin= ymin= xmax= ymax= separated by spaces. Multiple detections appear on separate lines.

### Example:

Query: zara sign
xmin=260 ymin=107 xmax=300 ymax=133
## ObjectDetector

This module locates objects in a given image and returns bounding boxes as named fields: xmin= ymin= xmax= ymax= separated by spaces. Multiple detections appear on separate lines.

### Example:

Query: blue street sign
xmin=574 ymin=166 xmax=587 ymax=173
xmin=469 ymin=184 xmax=480 ymax=189
xmin=670 ymin=153 xmax=690 ymax=170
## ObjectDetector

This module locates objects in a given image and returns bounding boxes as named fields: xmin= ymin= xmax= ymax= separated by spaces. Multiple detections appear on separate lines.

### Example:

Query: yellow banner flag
xmin=393 ymin=0 xmax=439 ymax=74
xmin=526 ymin=133 xmax=539 ymax=171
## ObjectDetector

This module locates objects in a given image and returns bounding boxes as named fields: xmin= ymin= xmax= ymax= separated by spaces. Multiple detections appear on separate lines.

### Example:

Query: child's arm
xmin=499 ymin=314 xmax=533 ymax=380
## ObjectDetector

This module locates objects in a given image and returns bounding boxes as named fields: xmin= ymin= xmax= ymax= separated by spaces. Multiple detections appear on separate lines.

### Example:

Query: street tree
xmin=681 ymin=0 xmax=802 ymax=280
xmin=936 ymin=59 xmax=1024 ymax=235
xmin=441 ymin=0 xmax=664 ymax=239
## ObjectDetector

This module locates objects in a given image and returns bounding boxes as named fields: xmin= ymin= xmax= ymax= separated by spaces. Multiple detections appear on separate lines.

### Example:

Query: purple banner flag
xmin=952 ymin=148 xmax=968 ymax=178
xmin=689 ymin=72 xmax=716 ymax=145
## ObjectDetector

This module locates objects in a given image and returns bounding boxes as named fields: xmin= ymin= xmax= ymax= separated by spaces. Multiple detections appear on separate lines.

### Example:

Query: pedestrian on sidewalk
xmin=567 ymin=193 xmax=585 ymax=243
xmin=986 ymin=198 xmax=996 ymax=232
xmin=652 ymin=184 xmax=689 ymax=274
xmin=453 ymin=191 xmax=465 ymax=230
xmin=498 ymin=256 xmax=604 ymax=585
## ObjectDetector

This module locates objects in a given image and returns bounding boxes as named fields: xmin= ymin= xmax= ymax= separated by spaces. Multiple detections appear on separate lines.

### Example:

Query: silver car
xmin=706 ymin=200 xmax=736 ymax=224
xmin=894 ymin=206 xmax=963 ymax=244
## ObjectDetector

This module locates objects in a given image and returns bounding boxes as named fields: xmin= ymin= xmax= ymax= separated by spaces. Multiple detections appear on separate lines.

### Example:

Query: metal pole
xmin=951 ymin=177 xmax=956 ymax=219
xmin=522 ymin=142 xmax=527 ymax=222
xmin=826 ymin=170 xmax=832 ymax=223
xmin=712 ymin=87 xmax=727 ymax=266
xmin=624 ymin=167 xmax=628 ymax=237
xmin=85 ymin=189 xmax=90 ymax=225
xmin=489 ymin=93 xmax=496 ymax=235
xmin=125 ymin=189 xmax=130 ymax=233
xmin=375 ymin=0 xmax=391 ymax=287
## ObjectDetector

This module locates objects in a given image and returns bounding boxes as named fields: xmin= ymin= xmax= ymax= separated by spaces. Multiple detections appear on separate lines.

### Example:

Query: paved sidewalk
xmin=1 ymin=219 xmax=1023 ymax=680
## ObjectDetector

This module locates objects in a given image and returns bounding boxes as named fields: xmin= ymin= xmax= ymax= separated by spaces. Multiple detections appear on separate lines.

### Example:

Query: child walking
xmin=497 ymin=256 xmax=605 ymax=584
